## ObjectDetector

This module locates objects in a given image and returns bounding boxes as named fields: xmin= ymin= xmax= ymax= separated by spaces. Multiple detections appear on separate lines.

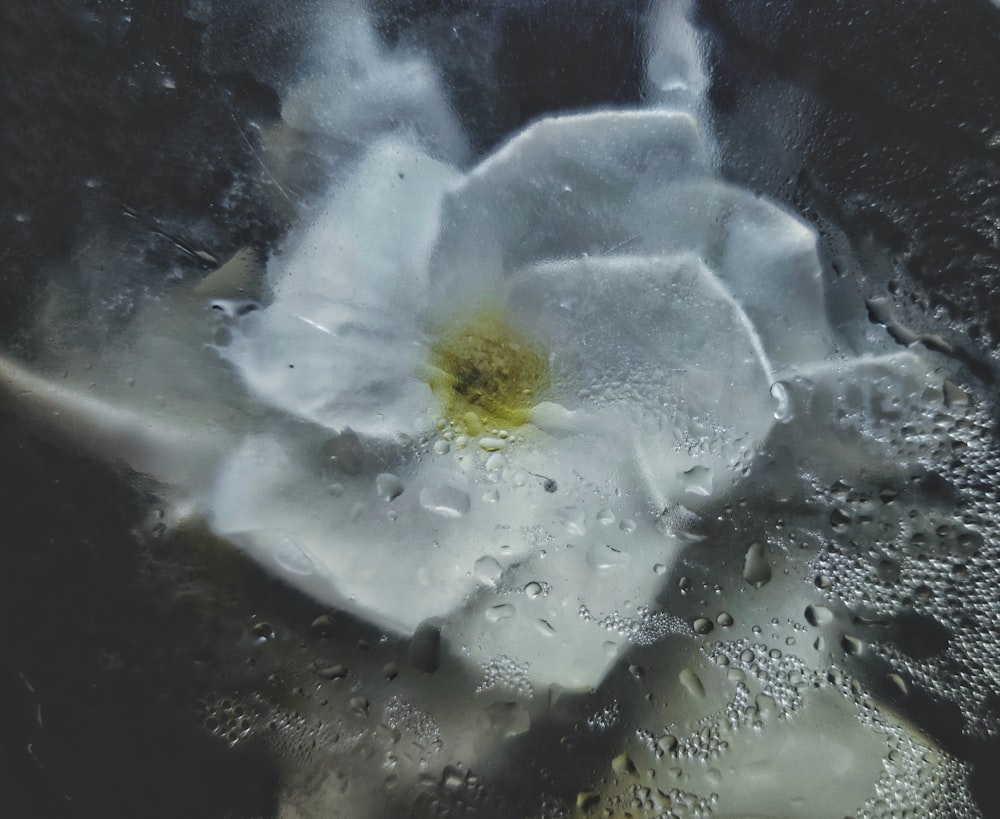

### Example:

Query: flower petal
xmin=431 ymin=110 xmax=709 ymax=294
xmin=222 ymin=138 xmax=459 ymax=436
xmin=508 ymin=253 xmax=776 ymax=509
xmin=431 ymin=110 xmax=832 ymax=370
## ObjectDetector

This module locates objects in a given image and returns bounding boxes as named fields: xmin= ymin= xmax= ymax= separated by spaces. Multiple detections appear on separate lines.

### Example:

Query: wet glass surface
xmin=2 ymin=2 xmax=999 ymax=817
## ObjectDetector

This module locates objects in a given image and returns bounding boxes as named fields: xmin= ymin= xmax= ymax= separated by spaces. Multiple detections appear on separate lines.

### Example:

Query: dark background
xmin=1 ymin=1 xmax=998 ymax=816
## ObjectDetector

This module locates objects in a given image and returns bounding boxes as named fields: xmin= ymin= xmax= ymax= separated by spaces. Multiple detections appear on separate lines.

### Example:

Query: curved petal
xmin=221 ymin=138 xmax=459 ymax=436
xmin=507 ymin=254 xmax=777 ymax=509
xmin=430 ymin=110 xmax=710 ymax=296
xmin=431 ymin=110 xmax=832 ymax=370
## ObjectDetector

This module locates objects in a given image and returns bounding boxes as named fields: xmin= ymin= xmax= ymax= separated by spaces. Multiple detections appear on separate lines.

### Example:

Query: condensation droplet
xmin=474 ymin=556 xmax=502 ymax=586
xmin=485 ymin=604 xmax=515 ymax=623
xmin=419 ymin=485 xmax=471 ymax=518
xmin=742 ymin=542 xmax=771 ymax=588
xmin=375 ymin=472 xmax=404 ymax=501
xmin=679 ymin=465 xmax=714 ymax=496
xmin=558 ymin=506 xmax=587 ymax=535
xmin=587 ymin=542 xmax=631 ymax=571
xmin=273 ymin=535 xmax=315 ymax=576
xmin=805 ymin=604 xmax=834 ymax=626
xmin=770 ymin=381 xmax=793 ymax=421
xmin=679 ymin=668 xmax=706 ymax=699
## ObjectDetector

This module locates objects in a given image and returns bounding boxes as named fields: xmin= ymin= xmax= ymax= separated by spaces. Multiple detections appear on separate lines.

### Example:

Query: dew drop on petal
xmin=419 ymin=485 xmax=471 ymax=518
xmin=679 ymin=465 xmax=713 ymax=496
xmin=473 ymin=556 xmax=502 ymax=586
xmin=587 ymin=542 xmax=631 ymax=572
xmin=742 ymin=542 xmax=772 ymax=588
xmin=679 ymin=668 xmax=706 ymax=699
xmin=375 ymin=472 xmax=404 ymax=501
xmin=558 ymin=506 xmax=587 ymax=535
xmin=273 ymin=534 xmax=315 ymax=576
xmin=485 ymin=604 xmax=515 ymax=623
xmin=523 ymin=581 xmax=543 ymax=598
xmin=805 ymin=604 xmax=834 ymax=626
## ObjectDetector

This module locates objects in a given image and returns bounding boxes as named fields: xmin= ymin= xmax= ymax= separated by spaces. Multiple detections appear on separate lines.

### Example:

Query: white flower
xmin=0 ymin=0 xmax=941 ymax=702
xmin=205 ymin=107 xmax=902 ymax=690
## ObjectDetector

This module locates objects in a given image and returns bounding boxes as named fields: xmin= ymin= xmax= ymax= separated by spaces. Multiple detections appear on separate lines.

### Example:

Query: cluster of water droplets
xmin=811 ymin=382 xmax=1000 ymax=736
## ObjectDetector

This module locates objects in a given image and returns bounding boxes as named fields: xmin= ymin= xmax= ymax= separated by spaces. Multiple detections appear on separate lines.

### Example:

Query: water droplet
xmin=611 ymin=754 xmax=636 ymax=775
xmin=619 ymin=518 xmax=637 ymax=534
xmin=482 ymin=701 xmax=531 ymax=737
xmin=830 ymin=508 xmax=852 ymax=531
xmin=558 ymin=506 xmax=586 ymax=535
xmin=419 ymin=485 xmax=471 ymax=518
xmin=375 ymin=473 xmax=404 ymax=501
xmin=716 ymin=612 xmax=734 ymax=627
xmin=770 ymin=381 xmax=794 ymax=421
xmin=308 ymin=615 xmax=336 ymax=638
xmin=433 ymin=439 xmax=450 ymax=455
xmin=679 ymin=465 xmax=713 ymax=496
xmin=251 ymin=622 xmax=274 ymax=640
xmin=474 ymin=556 xmax=502 ymax=586
xmin=679 ymin=668 xmax=706 ymax=699
xmin=409 ymin=620 xmax=442 ymax=673
xmin=653 ymin=563 xmax=667 ymax=575
xmin=755 ymin=693 xmax=777 ymax=721
xmin=273 ymin=535 xmax=315 ymax=576
xmin=597 ymin=507 xmax=616 ymax=525
xmin=524 ymin=581 xmax=543 ymax=598
xmin=841 ymin=634 xmax=864 ymax=655
xmin=742 ymin=542 xmax=771 ymax=588
xmin=805 ymin=604 xmax=834 ymax=626
xmin=479 ymin=436 xmax=505 ymax=451
xmin=587 ymin=542 xmax=631 ymax=571
xmin=693 ymin=617 xmax=714 ymax=635
xmin=314 ymin=663 xmax=348 ymax=680
xmin=485 ymin=604 xmax=516 ymax=623
xmin=942 ymin=380 xmax=969 ymax=407
xmin=887 ymin=673 xmax=908 ymax=695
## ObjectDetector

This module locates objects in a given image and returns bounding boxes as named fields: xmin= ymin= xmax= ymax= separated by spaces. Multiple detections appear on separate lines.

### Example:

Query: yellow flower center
xmin=425 ymin=308 xmax=549 ymax=431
